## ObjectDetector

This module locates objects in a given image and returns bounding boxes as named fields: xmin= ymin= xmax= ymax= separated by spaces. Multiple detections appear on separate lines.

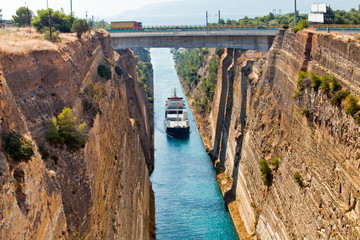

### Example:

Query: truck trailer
xmin=110 ymin=21 xmax=142 ymax=30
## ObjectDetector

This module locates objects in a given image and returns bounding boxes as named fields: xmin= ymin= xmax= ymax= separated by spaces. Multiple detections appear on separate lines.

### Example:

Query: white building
xmin=308 ymin=3 xmax=327 ymax=24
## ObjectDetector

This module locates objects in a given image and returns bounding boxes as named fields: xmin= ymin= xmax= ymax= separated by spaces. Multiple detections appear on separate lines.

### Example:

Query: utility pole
xmin=70 ymin=0 xmax=73 ymax=15
xmin=206 ymin=11 xmax=208 ymax=26
xmin=48 ymin=10 xmax=52 ymax=41
xmin=27 ymin=6 xmax=31 ymax=27
xmin=294 ymin=0 xmax=297 ymax=26
xmin=47 ymin=0 xmax=48 ymax=9
xmin=85 ymin=11 xmax=88 ymax=22
xmin=218 ymin=10 xmax=220 ymax=25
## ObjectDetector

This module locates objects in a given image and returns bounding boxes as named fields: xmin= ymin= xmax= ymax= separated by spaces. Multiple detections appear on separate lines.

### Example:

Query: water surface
xmin=150 ymin=48 xmax=237 ymax=240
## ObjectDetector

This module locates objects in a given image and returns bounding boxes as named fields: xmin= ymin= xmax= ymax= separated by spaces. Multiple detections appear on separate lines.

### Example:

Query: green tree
xmin=71 ymin=19 xmax=89 ymax=38
xmin=94 ymin=19 xmax=109 ymax=29
xmin=259 ymin=158 xmax=272 ymax=186
xmin=3 ymin=131 xmax=34 ymax=162
xmin=46 ymin=107 xmax=87 ymax=150
xmin=12 ymin=6 xmax=33 ymax=27
xmin=32 ymin=9 xmax=75 ymax=33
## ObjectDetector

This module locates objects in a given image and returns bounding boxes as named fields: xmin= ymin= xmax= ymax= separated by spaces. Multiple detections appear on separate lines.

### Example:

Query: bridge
xmin=109 ymin=27 xmax=278 ymax=52
xmin=109 ymin=25 xmax=360 ymax=51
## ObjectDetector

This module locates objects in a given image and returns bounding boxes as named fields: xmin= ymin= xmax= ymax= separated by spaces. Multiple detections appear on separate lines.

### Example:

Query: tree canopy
xmin=12 ymin=6 xmax=33 ymax=27
xmin=32 ymin=9 xmax=75 ymax=33
xmin=71 ymin=19 xmax=90 ymax=38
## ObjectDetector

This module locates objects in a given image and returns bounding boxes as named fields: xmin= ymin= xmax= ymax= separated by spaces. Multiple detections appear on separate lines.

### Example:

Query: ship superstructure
xmin=165 ymin=89 xmax=190 ymax=138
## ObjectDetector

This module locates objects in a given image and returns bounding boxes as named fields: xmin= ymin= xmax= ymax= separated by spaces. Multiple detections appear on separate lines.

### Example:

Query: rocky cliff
xmin=0 ymin=29 xmax=154 ymax=239
xmin=182 ymin=30 xmax=360 ymax=239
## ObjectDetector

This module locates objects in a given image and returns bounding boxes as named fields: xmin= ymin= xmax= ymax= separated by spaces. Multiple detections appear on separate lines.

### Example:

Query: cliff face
xmin=0 ymin=29 xmax=154 ymax=239
xmin=202 ymin=30 xmax=360 ymax=239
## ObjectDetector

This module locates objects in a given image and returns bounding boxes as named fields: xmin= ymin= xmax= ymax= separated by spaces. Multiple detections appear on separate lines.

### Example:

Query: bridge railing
xmin=107 ymin=24 xmax=281 ymax=32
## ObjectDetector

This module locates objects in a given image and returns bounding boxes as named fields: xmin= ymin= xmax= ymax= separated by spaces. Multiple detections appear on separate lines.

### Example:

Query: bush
xmin=330 ymin=90 xmax=350 ymax=106
xmin=344 ymin=94 xmax=360 ymax=116
xmin=293 ymin=19 xmax=308 ymax=33
xmin=319 ymin=75 xmax=331 ymax=91
xmin=282 ymin=24 xmax=289 ymax=29
xmin=297 ymin=71 xmax=307 ymax=91
xmin=259 ymin=158 xmax=272 ymax=186
xmin=293 ymin=89 xmax=300 ymax=99
xmin=293 ymin=171 xmax=304 ymax=187
xmin=3 ymin=131 xmax=34 ymax=162
xmin=270 ymin=156 xmax=279 ymax=169
xmin=82 ymin=80 xmax=107 ymax=116
xmin=46 ymin=107 xmax=87 ymax=150
xmin=44 ymin=29 xmax=61 ymax=42
xmin=115 ymin=66 xmax=123 ymax=76
xmin=216 ymin=48 xmax=225 ymax=57
xmin=329 ymin=76 xmax=342 ymax=92
xmin=71 ymin=19 xmax=89 ymax=39
xmin=310 ymin=71 xmax=322 ymax=91
xmin=37 ymin=140 xmax=50 ymax=160
xmin=97 ymin=65 xmax=111 ymax=80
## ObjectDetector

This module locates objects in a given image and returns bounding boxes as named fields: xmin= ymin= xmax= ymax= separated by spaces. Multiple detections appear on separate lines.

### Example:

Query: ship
xmin=165 ymin=89 xmax=190 ymax=138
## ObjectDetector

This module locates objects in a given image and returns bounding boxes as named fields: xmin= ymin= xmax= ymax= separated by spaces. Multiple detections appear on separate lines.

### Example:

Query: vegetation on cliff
xmin=3 ymin=131 xmax=34 ymax=162
xmin=173 ymin=48 xmax=219 ymax=113
xmin=46 ymin=107 xmax=87 ymax=150
xmin=259 ymin=158 xmax=273 ymax=186
xmin=298 ymin=71 xmax=360 ymax=122
xmin=98 ymin=65 xmax=111 ymax=80
xmin=215 ymin=8 xmax=360 ymax=27
xmin=134 ymin=48 xmax=154 ymax=104
xmin=82 ymin=80 xmax=107 ymax=117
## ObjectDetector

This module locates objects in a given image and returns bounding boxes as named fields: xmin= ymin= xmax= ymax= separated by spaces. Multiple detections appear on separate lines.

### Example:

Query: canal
xmin=150 ymin=48 xmax=238 ymax=239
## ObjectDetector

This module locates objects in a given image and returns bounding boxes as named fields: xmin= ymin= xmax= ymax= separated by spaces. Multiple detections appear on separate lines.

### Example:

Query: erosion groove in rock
xmin=0 ymin=30 xmax=154 ymax=239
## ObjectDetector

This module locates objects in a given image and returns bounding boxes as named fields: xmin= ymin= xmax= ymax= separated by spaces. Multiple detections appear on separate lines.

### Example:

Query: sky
xmin=1 ymin=0 xmax=359 ymax=25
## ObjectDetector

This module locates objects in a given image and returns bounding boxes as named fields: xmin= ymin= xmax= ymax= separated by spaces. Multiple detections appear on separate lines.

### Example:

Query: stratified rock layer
xmin=0 ymin=30 xmax=154 ymax=239
xmin=208 ymin=30 xmax=360 ymax=239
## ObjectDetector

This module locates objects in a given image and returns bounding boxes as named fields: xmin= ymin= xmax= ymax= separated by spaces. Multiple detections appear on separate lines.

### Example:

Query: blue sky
xmin=1 ymin=0 xmax=358 ymax=25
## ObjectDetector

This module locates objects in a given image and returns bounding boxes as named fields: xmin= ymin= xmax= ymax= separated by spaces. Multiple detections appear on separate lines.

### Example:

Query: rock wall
xmin=206 ymin=30 xmax=360 ymax=239
xmin=0 ymin=30 xmax=154 ymax=239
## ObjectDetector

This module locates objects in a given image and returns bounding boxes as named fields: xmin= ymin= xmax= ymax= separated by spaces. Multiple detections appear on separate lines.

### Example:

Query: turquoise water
xmin=150 ymin=48 xmax=238 ymax=240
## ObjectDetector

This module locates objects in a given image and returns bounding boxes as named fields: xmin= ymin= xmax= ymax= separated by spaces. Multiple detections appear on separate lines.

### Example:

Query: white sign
xmin=311 ymin=3 xmax=327 ymax=13
xmin=308 ymin=13 xmax=324 ymax=23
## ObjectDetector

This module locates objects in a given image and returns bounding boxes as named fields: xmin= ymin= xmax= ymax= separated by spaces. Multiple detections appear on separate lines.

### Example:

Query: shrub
xmin=297 ymin=71 xmax=307 ymax=91
xmin=270 ymin=156 xmax=279 ymax=169
xmin=293 ymin=171 xmax=304 ymax=187
xmin=3 ymin=131 xmax=34 ymax=162
xmin=344 ymin=94 xmax=360 ymax=116
xmin=293 ymin=89 xmax=300 ymax=99
xmin=216 ymin=48 xmax=224 ymax=57
xmin=293 ymin=19 xmax=308 ymax=33
xmin=300 ymin=108 xmax=310 ymax=117
xmin=115 ymin=66 xmax=123 ymax=76
xmin=37 ymin=140 xmax=50 ymax=160
xmin=44 ymin=29 xmax=61 ymax=42
xmin=98 ymin=65 xmax=111 ymax=80
xmin=310 ymin=71 xmax=322 ymax=91
xmin=46 ymin=107 xmax=87 ymax=150
xmin=71 ymin=19 xmax=89 ymax=38
xmin=329 ymin=76 xmax=342 ymax=92
xmin=259 ymin=158 xmax=272 ymax=186
xmin=319 ymin=75 xmax=330 ymax=91
xmin=330 ymin=90 xmax=350 ymax=106
xmin=282 ymin=24 xmax=289 ymax=29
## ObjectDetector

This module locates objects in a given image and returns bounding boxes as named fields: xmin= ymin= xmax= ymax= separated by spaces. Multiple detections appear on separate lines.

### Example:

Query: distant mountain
xmin=105 ymin=0 xmax=358 ymax=26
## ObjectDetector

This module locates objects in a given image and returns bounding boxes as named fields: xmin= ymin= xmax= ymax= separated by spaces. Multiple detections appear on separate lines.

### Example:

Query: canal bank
xmin=150 ymin=48 xmax=237 ymax=239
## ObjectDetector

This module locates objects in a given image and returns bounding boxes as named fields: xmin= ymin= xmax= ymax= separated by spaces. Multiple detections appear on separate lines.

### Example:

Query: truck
xmin=110 ymin=21 xmax=142 ymax=30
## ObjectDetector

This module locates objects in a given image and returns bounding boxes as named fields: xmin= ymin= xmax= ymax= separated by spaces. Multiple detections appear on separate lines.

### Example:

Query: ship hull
xmin=166 ymin=127 xmax=190 ymax=138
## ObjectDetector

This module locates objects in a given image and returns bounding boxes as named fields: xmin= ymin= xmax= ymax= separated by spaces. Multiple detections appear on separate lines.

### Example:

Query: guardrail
xmin=107 ymin=25 xmax=281 ymax=32
xmin=106 ymin=24 xmax=360 ymax=33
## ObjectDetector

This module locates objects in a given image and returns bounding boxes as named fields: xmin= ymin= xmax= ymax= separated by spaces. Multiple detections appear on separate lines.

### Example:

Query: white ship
xmin=165 ymin=89 xmax=190 ymax=138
